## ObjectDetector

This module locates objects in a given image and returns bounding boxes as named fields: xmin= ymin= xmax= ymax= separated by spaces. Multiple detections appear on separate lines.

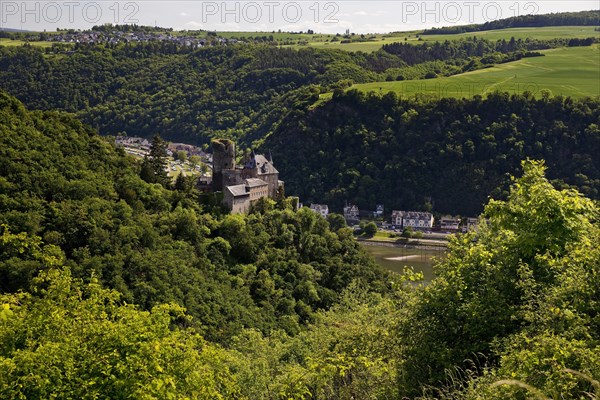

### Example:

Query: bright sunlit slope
xmin=344 ymin=44 xmax=600 ymax=99
xmin=300 ymin=26 xmax=600 ymax=52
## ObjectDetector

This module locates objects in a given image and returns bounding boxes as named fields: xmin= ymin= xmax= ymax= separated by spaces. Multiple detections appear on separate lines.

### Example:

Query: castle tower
xmin=212 ymin=139 xmax=235 ymax=192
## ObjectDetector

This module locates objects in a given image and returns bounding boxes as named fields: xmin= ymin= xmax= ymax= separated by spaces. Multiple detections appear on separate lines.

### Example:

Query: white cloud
xmin=180 ymin=12 xmax=188 ymax=17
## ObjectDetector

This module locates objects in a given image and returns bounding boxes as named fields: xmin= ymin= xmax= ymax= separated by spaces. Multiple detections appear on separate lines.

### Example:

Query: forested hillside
xmin=1 ymin=8 xmax=599 ymax=397
xmin=266 ymin=90 xmax=600 ymax=215
xmin=0 ymin=32 xmax=596 ymax=146
xmin=1 ymin=92 xmax=599 ymax=398
xmin=0 ymin=91 xmax=388 ymax=343
xmin=423 ymin=10 xmax=600 ymax=34
xmin=1 ymin=35 xmax=598 ymax=215
xmin=0 ymin=43 xmax=406 ymax=143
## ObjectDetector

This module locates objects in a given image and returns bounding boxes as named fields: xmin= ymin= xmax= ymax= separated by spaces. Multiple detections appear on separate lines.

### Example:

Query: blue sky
xmin=1 ymin=1 xmax=598 ymax=33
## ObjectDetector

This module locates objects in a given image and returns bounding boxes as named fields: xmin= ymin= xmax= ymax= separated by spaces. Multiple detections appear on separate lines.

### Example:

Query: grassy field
xmin=217 ymin=31 xmax=317 ymax=41
xmin=295 ymin=26 xmax=599 ymax=52
xmin=0 ymin=38 xmax=57 ymax=48
xmin=340 ymin=45 xmax=600 ymax=99
xmin=362 ymin=243 xmax=445 ymax=281
xmin=301 ymin=35 xmax=417 ymax=53
xmin=419 ymin=26 xmax=600 ymax=43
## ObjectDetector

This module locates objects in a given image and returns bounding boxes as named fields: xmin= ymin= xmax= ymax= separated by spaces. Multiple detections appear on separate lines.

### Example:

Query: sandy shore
xmin=384 ymin=255 xmax=421 ymax=261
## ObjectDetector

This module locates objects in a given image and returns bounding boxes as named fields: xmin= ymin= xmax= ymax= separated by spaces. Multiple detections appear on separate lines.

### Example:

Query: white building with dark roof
xmin=310 ymin=204 xmax=329 ymax=218
xmin=343 ymin=204 xmax=360 ymax=223
xmin=391 ymin=210 xmax=434 ymax=230
xmin=440 ymin=216 xmax=461 ymax=231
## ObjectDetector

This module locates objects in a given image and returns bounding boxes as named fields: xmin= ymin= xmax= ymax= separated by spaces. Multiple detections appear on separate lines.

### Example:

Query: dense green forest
xmin=0 ymin=34 xmax=598 ymax=215
xmin=0 ymin=43 xmax=385 ymax=143
xmin=0 ymin=90 xmax=388 ymax=343
xmin=1 ymin=92 xmax=599 ymax=398
xmin=423 ymin=10 xmax=600 ymax=35
xmin=265 ymin=90 xmax=600 ymax=215
xmin=0 ymin=33 xmax=596 ymax=145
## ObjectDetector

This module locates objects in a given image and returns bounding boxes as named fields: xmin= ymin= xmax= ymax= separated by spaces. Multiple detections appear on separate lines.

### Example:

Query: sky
xmin=0 ymin=1 xmax=598 ymax=34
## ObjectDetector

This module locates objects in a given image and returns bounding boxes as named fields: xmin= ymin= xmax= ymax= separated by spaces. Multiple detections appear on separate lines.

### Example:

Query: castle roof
xmin=226 ymin=178 xmax=269 ymax=197
xmin=226 ymin=184 xmax=249 ymax=197
xmin=245 ymin=178 xmax=269 ymax=187
xmin=255 ymin=154 xmax=278 ymax=175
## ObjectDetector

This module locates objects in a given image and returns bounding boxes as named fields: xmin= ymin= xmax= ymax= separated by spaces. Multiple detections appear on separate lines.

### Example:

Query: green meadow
xmin=298 ymin=26 xmax=599 ymax=52
xmin=0 ymin=38 xmax=57 ymax=48
xmin=418 ymin=25 xmax=600 ymax=42
xmin=343 ymin=45 xmax=600 ymax=99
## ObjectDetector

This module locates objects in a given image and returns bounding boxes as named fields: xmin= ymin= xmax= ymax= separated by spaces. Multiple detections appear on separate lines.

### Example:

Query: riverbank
xmin=358 ymin=237 xmax=448 ymax=251
xmin=360 ymin=242 xmax=447 ymax=280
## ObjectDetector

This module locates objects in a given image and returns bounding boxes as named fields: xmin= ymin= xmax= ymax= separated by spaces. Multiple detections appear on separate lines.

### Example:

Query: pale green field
xmin=0 ymin=38 xmax=57 ymax=48
xmin=420 ymin=26 xmax=600 ymax=42
xmin=300 ymin=26 xmax=600 ymax=52
xmin=343 ymin=45 xmax=600 ymax=99
xmin=216 ymin=31 xmax=317 ymax=41
xmin=303 ymin=36 xmax=414 ymax=52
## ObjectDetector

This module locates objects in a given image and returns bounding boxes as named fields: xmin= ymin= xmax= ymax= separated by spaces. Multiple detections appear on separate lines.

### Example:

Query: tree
xmin=0 ymin=269 xmax=242 ymax=399
xmin=175 ymin=150 xmax=187 ymax=162
xmin=139 ymin=154 xmax=156 ymax=184
xmin=143 ymin=134 xmax=170 ymax=188
xmin=363 ymin=221 xmax=378 ymax=237
xmin=0 ymin=226 xmax=64 ymax=292
xmin=189 ymin=155 xmax=201 ymax=168
xmin=398 ymin=160 xmax=599 ymax=396
xmin=174 ymin=173 xmax=194 ymax=192
xmin=327 ymin=213 xmax=347 ymax=231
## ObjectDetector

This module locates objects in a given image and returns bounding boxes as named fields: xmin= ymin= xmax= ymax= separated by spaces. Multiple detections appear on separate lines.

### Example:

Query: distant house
xmin=440 ymin=216 xmax=461 ymax=231
xmin=310 ymin=204 xmax=329 ymax=218
xmin=375 ymin=204 xmax=384 ymax=217
xmin=168 ymin=142 xmax=205 ymax=157
xmin=391 ymin=210 xmax=434 ymax=230
xmin=343 ymin=204 xmax=360 ymax=223
xmin=115 ymin=136 xmax=151 ymax=149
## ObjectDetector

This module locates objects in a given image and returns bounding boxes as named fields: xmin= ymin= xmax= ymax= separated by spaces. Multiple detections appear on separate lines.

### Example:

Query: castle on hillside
xmin=212 ymin=139 xmax=283 ymax=213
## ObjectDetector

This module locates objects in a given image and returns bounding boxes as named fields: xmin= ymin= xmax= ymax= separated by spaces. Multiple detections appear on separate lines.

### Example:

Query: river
xmin=360 ymin=242 xmax=446 ymax=281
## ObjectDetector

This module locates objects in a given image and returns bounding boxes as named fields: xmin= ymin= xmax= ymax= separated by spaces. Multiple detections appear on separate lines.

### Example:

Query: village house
xmin=391 ymin=210 xmax=434 ymax=230
xmin=115 ymin=136 xmax=151 ymax=150
xmin=167 ymin=142 xmax=206 ymax=158
xmin=440 ymin=215 xmax=461 ymax=231
xmin=310 ymin=204 xmax=329 ymax=218
xmin=343 ymin=204 xmax=360 ymax=223
xmin=375 ymin=204 xmax=384 ymax=217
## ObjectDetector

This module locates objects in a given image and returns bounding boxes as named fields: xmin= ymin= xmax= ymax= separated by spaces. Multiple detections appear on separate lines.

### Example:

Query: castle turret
xmin=212 ymin=139 xmax=235 ymax=192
